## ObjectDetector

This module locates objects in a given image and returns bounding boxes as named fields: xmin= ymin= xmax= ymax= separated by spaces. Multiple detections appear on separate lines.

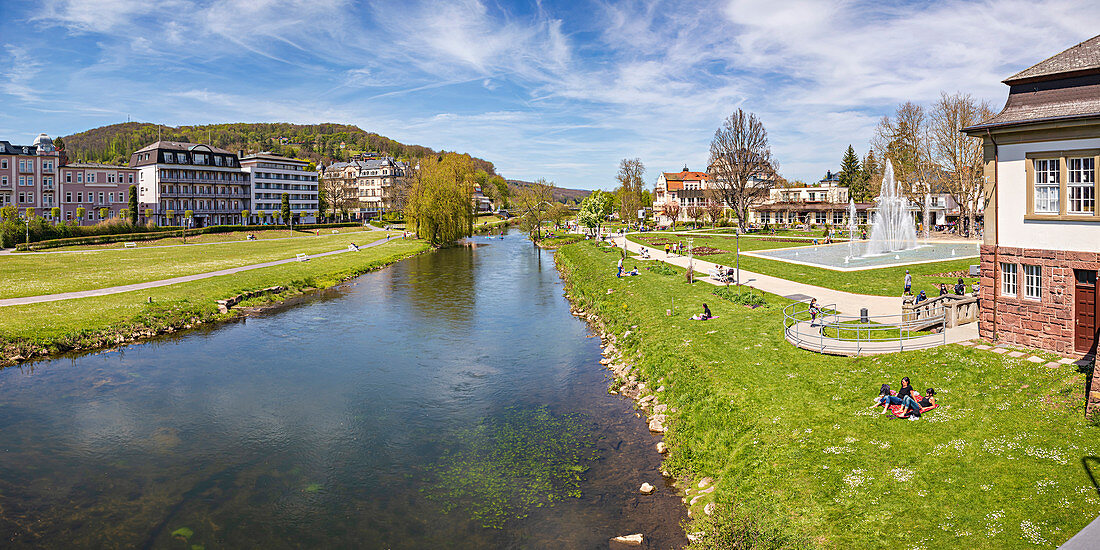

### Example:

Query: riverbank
xmin=554 ymin=240 xmax=1098 ymax=549
xmin=0 ymin=238 xmax=430 ymax=367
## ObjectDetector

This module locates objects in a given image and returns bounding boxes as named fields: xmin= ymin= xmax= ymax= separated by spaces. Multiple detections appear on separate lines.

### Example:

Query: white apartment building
xmin=130 ymin=141 xmax=251 ymax=227
xmin=240 ymin=153 xmax=318 ymax=224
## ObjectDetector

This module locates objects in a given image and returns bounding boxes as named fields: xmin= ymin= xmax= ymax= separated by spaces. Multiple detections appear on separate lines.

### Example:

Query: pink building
xmin=0 ymin=133 xmax=62 ymax=219
xmin=58 ymin=163 xmax=139 ymax=224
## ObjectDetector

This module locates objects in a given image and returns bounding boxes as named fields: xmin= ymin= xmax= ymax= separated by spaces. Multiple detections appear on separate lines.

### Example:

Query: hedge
xmin=15 ymin=223 xmax=363 ymax=251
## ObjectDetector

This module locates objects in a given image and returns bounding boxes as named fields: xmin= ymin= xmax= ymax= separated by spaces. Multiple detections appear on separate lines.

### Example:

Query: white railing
xmin=783 ymin=300 xmax=947 ymax=355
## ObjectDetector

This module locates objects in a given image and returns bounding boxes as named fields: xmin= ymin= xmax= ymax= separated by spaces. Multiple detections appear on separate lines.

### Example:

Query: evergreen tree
xmin=857 ymin=149 xmax=879 ymax=202
xmin=281 ymin=193 xmax=291 ymax=227
xmin=128 ymin=185 xmax=139 ymax=224
xmin=52 ymin=136 xmax=64 ymax=150
xmin=838 ymin=145 xmax=861 ymax=192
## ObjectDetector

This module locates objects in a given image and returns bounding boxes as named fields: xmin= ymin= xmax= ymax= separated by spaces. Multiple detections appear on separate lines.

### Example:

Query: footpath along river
xmin=0 ymin=231 xmax=686 ymax=548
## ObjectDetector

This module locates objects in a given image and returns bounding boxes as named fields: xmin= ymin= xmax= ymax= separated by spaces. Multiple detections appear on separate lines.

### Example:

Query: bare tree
xmin=686 ymin=205 xmax=705 ymax=228
xmin=321 ymin=172 xmax=357 ymax=220
xmin=872 ymin=102 xmax=936 ymax=237
xmin=616 ymin=158 xmax=646 ymax=225
xmin=704 ymin=194 xmax=725 ymax=227
xmin=660 ymin=199 xmax=681 ymax=226
xmin=930 ymin=92 xmax=993 ymax=237
xmin=515 ymin=178 xmax=555 ymax=240
xmin=708 ymin=109 xmax=778 ymax=232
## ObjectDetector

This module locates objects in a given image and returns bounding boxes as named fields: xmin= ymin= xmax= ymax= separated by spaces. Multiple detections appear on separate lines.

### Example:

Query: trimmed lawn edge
xmin=0 ymin=241 xmax=431 ymax=368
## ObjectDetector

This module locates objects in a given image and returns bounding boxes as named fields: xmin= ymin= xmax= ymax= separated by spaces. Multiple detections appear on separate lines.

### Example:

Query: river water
xmin=0 ymin=233 xmax=686 ymax=548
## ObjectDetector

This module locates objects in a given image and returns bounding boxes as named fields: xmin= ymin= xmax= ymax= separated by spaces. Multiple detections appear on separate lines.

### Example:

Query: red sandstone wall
xmin=979 ymin=245 xmax=1100 ymax=355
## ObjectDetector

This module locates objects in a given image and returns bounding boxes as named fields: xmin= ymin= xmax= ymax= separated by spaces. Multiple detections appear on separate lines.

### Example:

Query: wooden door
xmin=1075 ymin=269 xmax=1098 ymax=353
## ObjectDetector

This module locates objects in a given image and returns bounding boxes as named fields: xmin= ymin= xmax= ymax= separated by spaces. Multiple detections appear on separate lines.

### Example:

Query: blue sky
xmin=1 ymin=0 xmax=1098 ymax=190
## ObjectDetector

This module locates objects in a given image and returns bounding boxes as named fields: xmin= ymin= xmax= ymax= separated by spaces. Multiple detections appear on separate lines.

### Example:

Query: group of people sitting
xmin=616 ymin=258 xmax=639 ymax=277
xmin=246 ymin=233 xmax=257 ymax=241
xmin=939 ymin=278 xmax=968 ymax=296
xmin=712 ymin=265 xmax=735 ymax=282
xmin=872 ymin=377 xmax=937 ymax=420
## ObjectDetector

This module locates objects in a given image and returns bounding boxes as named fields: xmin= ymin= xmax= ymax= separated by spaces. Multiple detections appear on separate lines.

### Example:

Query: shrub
xmin=15 ymin=222 xmax=362 ymax=250
xmin=713 ymin=286 xmax=767 ymax=307
xmin=646 ymin=262 xmax=678 ymax=276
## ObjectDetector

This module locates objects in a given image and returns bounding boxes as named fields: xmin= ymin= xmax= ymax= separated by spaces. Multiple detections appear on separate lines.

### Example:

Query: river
xmin=0 ymin=232 xmax=686 ymax=548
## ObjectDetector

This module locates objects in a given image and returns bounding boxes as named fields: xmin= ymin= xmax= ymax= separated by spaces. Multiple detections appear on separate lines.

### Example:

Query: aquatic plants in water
xmin=423 ymin=406 xmax=598 ymax=529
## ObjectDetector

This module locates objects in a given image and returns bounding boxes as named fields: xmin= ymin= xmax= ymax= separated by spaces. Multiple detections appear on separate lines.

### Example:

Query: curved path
xmin=616 ymin=235 xmax=899 ymax=316
xmin=0 ymin=235 xmax=401 ymax=307
xmin=784 ymin=319 xmax=975 ymax=356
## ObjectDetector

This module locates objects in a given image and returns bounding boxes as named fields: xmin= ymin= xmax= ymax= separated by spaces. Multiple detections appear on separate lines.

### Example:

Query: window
xmin=65 ymin=192 xmax=72 ymax=202
xmin=77 ymin=192 xmax=83 ymax=202
xmin=0 ymin=160 xmax=6 ymax=169
xmin=109 ymin=192 xmax=115 ymax=203
xmin=108 ymin=174 xmax=115 ymax=183
xmin=66 ymin=211 xmax=72 ymax=220
xmin=88 ymin=173 xmax=95 ymax=183
xmin=65 ymin=172 xmax=72 ymax=183
xmin=1034 ymin=158 xmax=1060 ymax=213
xmin=1 ymin=176 xmax=6 ymax=185
xmin=1068 ymin=157 xmax=1095 ymax=214
xmin=128 ymin=174 xmax=134 ymax=184
xmin=1023 ymin=264 xmax=1041 ymax=300
xmin=98 ymin=192 xmax=104 ymax=203
xmin=1001 ymin=263 xmax=1017 ymax=297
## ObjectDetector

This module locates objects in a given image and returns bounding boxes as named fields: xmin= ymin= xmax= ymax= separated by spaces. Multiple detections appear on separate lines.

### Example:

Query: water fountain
xmin=845 ymin=200 xmax=857 ymax=264
xmin=865 ymin=161 xmax=917 ymax=255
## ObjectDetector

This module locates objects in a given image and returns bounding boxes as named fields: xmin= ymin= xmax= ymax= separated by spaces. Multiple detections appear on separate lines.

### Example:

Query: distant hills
xmin=60 ymin=122 xmax=497 ymax=174
xmin=507 ymin=179 xmax=592 ymax=205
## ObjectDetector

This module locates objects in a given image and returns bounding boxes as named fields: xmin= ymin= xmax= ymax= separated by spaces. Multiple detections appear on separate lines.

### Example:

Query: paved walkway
xmin=0 ymin=235 xmax=399 ymax=307
xmin=616 ymin=236 xmax=898 ymax=316
xmin=784 ymin=319 xmax=978 ymax=356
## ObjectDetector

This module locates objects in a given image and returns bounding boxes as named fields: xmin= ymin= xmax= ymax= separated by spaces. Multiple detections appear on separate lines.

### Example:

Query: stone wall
xmin=979 ymin=244 xmax=1100 ymax=355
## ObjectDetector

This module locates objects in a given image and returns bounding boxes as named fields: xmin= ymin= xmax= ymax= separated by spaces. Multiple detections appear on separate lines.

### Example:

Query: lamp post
xmin=735 ymin=226 xmax=741 ymax=286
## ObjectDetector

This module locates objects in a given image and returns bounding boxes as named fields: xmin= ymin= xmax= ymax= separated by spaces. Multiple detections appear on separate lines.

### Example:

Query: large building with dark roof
xmin=130 ymin=141 xmax=251 ymax=227
xmin=964 ymin=34 xmax=1100 ymax=358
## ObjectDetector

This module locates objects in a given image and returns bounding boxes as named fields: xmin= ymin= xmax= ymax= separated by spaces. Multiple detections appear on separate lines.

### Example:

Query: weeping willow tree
xmin=404 ymin=153 xmax=477 ymax=246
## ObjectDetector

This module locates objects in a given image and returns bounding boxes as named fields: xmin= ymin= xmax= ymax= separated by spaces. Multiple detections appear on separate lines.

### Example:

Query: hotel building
xmin=59 ymin=162 xmax=139 ymax=224
xmin=964 ymin=34 xmax=1100 ymax=356
xmin=240 ymin=153 xmax=318 ymax=223
xmin=0 ymin=133 xmax=61 ymax=219
xmin=130 ymin=141 xmax=250 ymax=227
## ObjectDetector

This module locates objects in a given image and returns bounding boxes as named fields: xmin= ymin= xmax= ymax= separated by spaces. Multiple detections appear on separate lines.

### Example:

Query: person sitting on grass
xmin=691 ymin=303 xmax=713 ymax=321
xmin=871 ymin=384 xmax=892 ymax=407
xmin=900 ymin=388 xmax=936 ymax=420
xmin=879 ymin=377 xmax=914 ymax=414
xmin=627 ymin=266 xmax=640 ymax=276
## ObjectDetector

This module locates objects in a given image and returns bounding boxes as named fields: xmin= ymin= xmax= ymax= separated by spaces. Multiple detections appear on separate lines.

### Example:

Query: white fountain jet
xmin=865 ymin=160 xmax=917 ymax=255
xmin=845 ymin=199 xmax=858 ymax=263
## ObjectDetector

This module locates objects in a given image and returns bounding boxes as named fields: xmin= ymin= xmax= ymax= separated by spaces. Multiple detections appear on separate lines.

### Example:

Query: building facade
xmin=240 ymin=153 xmax=318 ymax=224
xmin=59 ymin=163 xmax=139 ymax=224
xmin=322 ymin=157 xmax=405 ymax=220
xmin=0 ymin=134 xmax=62 ymax=219
xmin=654 ymin=168 xmax=711 ymax=223
xmin=964 ymin=34 xmax=1100 ymax=355
xmin=130 ymin=141 xmax=250 ymax=227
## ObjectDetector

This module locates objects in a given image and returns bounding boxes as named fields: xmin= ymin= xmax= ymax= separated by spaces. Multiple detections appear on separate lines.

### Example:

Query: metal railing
xmin=783 ymin=300 xmax=947 ymax=355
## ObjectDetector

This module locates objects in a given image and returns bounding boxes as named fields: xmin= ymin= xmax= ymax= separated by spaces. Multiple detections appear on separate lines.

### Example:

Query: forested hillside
xmin=60 ymin=122 xmax=497 ymax=174
xmin=507 ymin=180 xmax=591 ymax=205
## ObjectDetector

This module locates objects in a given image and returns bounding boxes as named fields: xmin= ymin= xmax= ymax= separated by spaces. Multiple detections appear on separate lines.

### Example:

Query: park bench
xmin=296 ymin=253 xmax=309 ymax=262
xmin=124 ymin=242 xmax=137 ymax=248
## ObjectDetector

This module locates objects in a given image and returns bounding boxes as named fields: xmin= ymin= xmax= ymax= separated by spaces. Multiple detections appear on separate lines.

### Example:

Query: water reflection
xmin=0 ymin=231 xmax=685 ymax=548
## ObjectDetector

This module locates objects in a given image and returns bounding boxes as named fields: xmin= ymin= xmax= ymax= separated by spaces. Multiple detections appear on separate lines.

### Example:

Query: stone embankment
xmin=568 ymin=302 xmax=716 ymax=546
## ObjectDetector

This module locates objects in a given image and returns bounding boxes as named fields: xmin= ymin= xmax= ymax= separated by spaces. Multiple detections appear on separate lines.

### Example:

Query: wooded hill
xmin=60 ymin=122 xmax=498 ymax=174
xmin=506 ymin=179 xmax=592 ymax=205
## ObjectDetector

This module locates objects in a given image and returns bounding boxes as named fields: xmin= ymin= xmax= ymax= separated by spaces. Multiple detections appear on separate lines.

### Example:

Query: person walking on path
xmin=903 ymin=270 xmax=913 ymax=296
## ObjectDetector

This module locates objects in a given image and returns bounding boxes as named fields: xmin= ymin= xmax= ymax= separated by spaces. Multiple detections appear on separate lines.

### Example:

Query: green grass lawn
xmin=0 ymin=231 xmax=400 ymax=299
xmin=0 ymin=238 xmax=429 ymax=345
xmin=37 ymin=226 xmax=375 ymax=251
xmin=628 ymin=234 xmax=978 ymax=297
xmin=555 ymin=240 xmax=1099 ymax=549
